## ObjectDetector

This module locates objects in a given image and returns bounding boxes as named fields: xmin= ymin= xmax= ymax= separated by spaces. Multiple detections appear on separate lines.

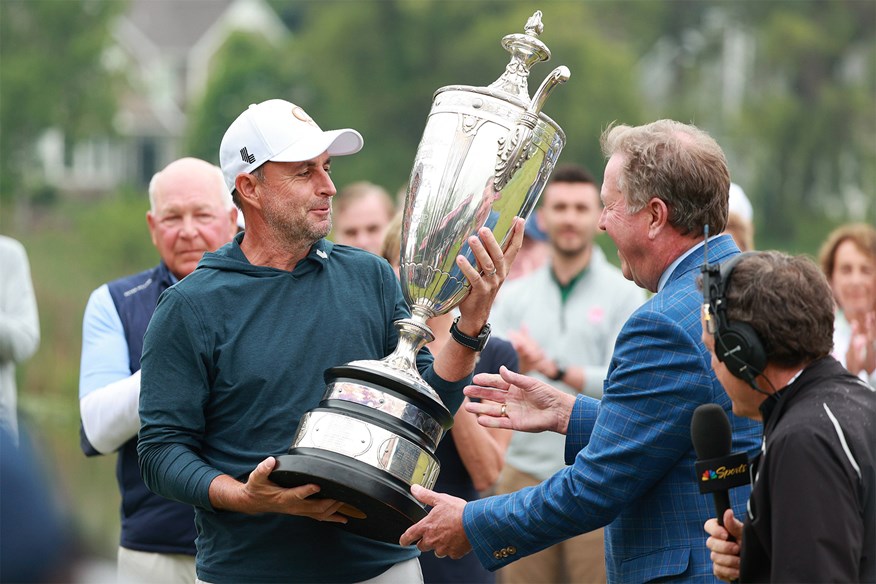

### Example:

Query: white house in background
xmin=37 ymin=0 xmax=287 ymax=197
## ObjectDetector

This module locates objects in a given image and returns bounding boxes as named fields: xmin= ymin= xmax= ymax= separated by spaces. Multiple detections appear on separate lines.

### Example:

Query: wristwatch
xmin=449 ymin=316 xmax=491 ymax=352
xmin=549 ymin=360 xmax=566 ymax=381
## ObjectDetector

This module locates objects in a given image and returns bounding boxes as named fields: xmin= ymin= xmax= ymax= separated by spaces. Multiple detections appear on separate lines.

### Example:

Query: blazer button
xmin=493 ymin=551 xmax=501 ymax=560
xmin=508 ymin=546 xmax=517 ymax=555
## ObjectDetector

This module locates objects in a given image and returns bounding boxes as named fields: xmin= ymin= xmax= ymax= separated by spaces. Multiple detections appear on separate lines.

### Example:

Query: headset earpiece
xmin=715 ymin=321 xmax=767 ymax=383
xmin=707 ymin=252 xmax=768 ymax=385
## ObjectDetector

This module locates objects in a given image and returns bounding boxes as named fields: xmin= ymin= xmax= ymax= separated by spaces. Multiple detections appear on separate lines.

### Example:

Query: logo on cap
xmin=291 ymin=106 xmax=318 ymax=127
xmin=240 ymin=147 xmax=256 ymax=164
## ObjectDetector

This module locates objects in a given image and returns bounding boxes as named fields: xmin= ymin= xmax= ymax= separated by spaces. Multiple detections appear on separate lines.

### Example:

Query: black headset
xmin=702 ymin=249 xmax=768 ymax=387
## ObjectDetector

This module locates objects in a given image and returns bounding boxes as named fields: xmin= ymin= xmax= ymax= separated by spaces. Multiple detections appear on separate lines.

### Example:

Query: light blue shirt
xmin=79 ymin=274 xmax=176 ymax=398
xmin=79 ymin=285 xmax=129 ymax=398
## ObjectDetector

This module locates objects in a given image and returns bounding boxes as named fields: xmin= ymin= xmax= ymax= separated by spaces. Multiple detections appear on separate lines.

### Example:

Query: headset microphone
xmin=701 ymin=225 xmax=722 ymax=328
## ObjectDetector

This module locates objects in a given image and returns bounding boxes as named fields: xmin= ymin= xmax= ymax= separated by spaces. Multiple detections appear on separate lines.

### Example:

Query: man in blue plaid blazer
xmin=401 ymin=120 xmax=762 ymax=583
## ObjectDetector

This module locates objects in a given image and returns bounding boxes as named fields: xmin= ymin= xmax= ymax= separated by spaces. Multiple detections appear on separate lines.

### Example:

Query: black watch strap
xmin=449 ymin=316 xmax=491 ymax=351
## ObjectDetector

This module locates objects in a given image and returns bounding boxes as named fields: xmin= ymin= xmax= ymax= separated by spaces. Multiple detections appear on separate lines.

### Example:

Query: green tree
xmin=633 ymin=1 xmax=876 ymax=249
xmin=740 ymin=1 xmax=876 ymax=247
xmin=283 ymin=1 xmax=643 ymax=193
xmin=185 ymin=31 xmax=305 ymax=165
xmin=0 ymin=0 xmax=124 ymax=212
xmin=189 ymin=0 xmax=873 ymax=248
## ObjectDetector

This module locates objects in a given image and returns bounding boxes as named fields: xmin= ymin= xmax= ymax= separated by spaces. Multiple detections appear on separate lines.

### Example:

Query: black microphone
xmin=691 ymin=403 xmax=750 ymax=538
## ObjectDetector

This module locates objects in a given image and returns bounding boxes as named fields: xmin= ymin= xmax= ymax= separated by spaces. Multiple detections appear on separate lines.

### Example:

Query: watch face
xmin=479 ymin=325 xmax=491 ymax=350
xmin=472 ymin=322 xmax=490 ymax=351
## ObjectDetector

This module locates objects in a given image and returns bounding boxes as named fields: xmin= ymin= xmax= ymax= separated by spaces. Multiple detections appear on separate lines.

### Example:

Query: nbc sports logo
xmin=695 ymin=456 xmax=749 ymax=493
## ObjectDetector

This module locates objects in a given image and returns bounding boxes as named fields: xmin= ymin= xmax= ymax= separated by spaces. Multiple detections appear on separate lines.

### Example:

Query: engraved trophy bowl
xmin=270 ymin=10 xmax=569 ymax=544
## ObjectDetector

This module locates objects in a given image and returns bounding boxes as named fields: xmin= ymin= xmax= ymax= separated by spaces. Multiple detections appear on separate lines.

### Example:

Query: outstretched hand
xmin=704 ymin=508 xmax=744 ymax=582
xmin=463 ymin=366 xmax=576 ymax=435
xmin=399 ymin=484 xmax=472 ymax=559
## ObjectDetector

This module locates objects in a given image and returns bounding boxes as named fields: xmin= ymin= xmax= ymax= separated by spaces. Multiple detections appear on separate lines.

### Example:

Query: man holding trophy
xmin=136 ymin=97 xmax=522 ymax=583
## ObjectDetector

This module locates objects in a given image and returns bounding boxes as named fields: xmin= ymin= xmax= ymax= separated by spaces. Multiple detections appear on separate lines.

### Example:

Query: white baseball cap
xmin=219 ymin=99 xmax=364 ymax=192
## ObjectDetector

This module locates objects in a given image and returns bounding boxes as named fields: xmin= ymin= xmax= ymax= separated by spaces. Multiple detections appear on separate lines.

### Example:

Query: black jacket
xmin=741 ymin=356 xmax=876 ymax=583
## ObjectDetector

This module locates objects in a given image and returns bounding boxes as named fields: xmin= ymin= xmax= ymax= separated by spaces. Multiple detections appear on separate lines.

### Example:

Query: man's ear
xmin=235 ymin=173 xmax=261 ymax=209
xmin=646 ymin=197 xmax=670 ymax=239
xmin=146 ymin=211 xmax=159 ymax=247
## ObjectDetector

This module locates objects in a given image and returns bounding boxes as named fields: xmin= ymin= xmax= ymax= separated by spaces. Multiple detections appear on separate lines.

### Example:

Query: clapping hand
xmin=847 ymin=311 xmax=876 ymax=377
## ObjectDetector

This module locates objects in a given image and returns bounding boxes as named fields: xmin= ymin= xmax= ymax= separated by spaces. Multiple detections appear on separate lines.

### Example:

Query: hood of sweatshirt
xmin=197 ymin=232 xmax=335 ymax=279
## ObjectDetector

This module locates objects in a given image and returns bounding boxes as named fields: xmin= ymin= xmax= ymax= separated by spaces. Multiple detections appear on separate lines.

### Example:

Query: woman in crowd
xmin=819 ymin=223 xmax=876 ymax=384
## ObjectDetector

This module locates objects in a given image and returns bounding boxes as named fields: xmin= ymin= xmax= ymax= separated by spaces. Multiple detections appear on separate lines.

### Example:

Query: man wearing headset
xmin=701 ymin=250 xmax=876 ymax=583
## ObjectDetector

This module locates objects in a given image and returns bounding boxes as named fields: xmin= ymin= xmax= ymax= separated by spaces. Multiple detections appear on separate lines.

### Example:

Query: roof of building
xmin=125 ymin=0 xmax=234 ymax=51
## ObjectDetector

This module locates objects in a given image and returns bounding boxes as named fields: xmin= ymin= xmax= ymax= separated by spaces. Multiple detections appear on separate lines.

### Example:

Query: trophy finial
xmin=524 ymin=10 xmax=544 ymax=37
xmin=488 ymin=11 xmax=552 ymax=99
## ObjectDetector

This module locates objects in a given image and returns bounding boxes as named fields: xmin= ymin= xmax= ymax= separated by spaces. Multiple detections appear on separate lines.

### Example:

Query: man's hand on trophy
xmin=463 ymin=366 xmax=577 ymax=436
xmin=399 ymin=484 xmax=472 ymax=559
xmin=454 ymin=217 xmax=525 ymax=335
xmin=222 ymin=456 xmax=350 ymax=522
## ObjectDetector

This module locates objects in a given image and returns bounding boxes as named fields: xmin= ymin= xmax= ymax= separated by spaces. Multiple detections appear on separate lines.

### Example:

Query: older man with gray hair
xmin=79 ymin=157 xmax=238 ymax=583
xmin=401 ymin=120 xmax=762 ymax=583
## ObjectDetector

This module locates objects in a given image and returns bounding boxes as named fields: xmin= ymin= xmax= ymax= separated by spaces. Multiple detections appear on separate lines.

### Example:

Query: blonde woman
xmin=819 ymin=223 xmax=876 ymax=383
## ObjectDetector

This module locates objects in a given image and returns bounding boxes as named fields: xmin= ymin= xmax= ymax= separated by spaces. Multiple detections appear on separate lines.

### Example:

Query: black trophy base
xmin=270 ymin=448 xmax=426 ymax=544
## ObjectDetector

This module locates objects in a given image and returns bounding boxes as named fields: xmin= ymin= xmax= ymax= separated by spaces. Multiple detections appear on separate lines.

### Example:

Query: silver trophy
xmin=271 ymin=10 xmax=569 ymax=543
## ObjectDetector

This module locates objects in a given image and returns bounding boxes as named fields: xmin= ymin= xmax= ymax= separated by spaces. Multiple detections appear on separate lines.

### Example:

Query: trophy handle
xmin=531 ymin=66 xmax=571 ymax=117
xmin=494 ymin=66 xmax=571 ymax=192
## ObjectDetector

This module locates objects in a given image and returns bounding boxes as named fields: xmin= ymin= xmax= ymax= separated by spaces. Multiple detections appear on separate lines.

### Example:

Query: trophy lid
xmin=433 ymin=10 xmax=569 ymax=130
xmin=487 ymin=11 xmax=552 ymax=101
